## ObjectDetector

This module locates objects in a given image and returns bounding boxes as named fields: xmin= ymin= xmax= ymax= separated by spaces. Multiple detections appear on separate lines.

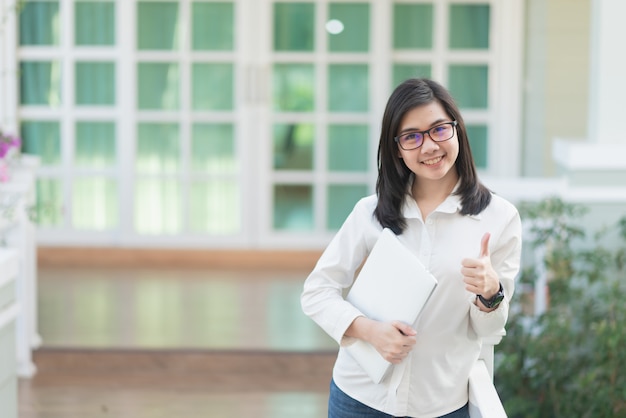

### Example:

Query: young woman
xmin=301 ymin=78 xmax=522 ymax=418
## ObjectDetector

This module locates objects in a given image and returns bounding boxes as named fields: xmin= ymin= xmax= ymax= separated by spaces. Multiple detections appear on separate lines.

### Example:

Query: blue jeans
xmin=328 ymin=379 xmax=470 ymax=418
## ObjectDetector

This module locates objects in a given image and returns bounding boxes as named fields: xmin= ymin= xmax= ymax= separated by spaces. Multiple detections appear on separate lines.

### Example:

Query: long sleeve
xmin=468 ymin=202 xmax=522 ymax=337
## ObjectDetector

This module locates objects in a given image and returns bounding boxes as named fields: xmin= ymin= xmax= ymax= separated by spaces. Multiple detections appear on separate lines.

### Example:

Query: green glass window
xmin=466 ymin=124 xmax=488 ymax=169
xmin=273 ymin=123 xmax=314 ymax=171
xmin=191 ymin=124 xmax=236 ymax=173
xmin=75 ymin=1 xmax=115 ymax=46
xmin=274 ymin=2 xmax=314 ymax=51
xmin=192 ymin=2 xmax=234 ymax=51
xmin=75 ymin=62 xmax=115 ymax=105
xmin=448 ymin=65 xmax=488 ymax=109
xmin=19 ymin=1 xmax=60 ymax=45
xmin=328 ymin=124 xmax=368 ymax=172
xmin=72 ymin=177 xmax=118 ymax=230
xmin=449 ymin=4 xmax=490 ymax=50
xmin=19 ymin=61 xmax=61 ymax=106
xmin=137 ymin=2 xmax=179 ymax=50
xmin=328 ymin=3 xmax=369 ymax=52
xmin=393 ymin=4 xmax=433 ymax=49
xmin=273 ymin=184 xmax=313 ymax=230
xmin=75 ymin=122 xmax=116 ymax=168
xmin=20 ymin=121 xmax=61 ymax=166
xmin=327 ymin=184 xmax=368 ymax=230
xmin=136 ymin=123 xmax=180 ymax=173
xmin=192 ymin=63 xmax=234 ymax=111
xmin=328 ymin=64 xmax=368 ymax=112
xmin=137 ymin=63 xmax=180 ymax=110
xmin=134 ymin=179 xmax=181 ymax=234
xmin=35 ymin=179 xmax=63 ymax=227
xmin=392 ymin=64 xmax=431 ymax=89
xmin=273 ymin=64 xmax=315 ymax=112
xmin=190 ymin=180 xmax=240 ymax=234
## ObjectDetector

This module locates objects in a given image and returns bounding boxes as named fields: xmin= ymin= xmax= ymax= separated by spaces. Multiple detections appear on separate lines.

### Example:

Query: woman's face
xmin=396 ymin=101 xmax=459 ymax=185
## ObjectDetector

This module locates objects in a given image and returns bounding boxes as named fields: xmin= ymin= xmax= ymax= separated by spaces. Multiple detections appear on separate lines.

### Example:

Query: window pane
xmin=273 ymin=123 xmax=314 ymax=171
xmin=327 ymin=184 xmax=367 ymax=230
xmin=75 ymin=122 xmax=116 ymax=168
xmin=328 ymin=124 xmax=368 ymax=172
xmin=134 ymin=179 xmax=181 ymax=234
xmin=274 ymin=3 xmax=314 ymax=51
xmin=393 ymin=4 xmax=433 ymax=49
xmin=75 ymin=62 xmax=115 ymax=105
xmin=328 ymin=3 xmax=369 ymax=52
xmin=137 ymin=2 xmax=179 ymax=50
xmin=137 ymin=63 xmax=180 ymax=110
xmin=273 ymin=185 xmax=313 ymax=231
xmin=328 ymin=64 xmax=368 ymax=112
xmin=192 ymin=63 xmax=234 ymax=111
xmin=466 ymin=124 xmax=488 ymax=169
xmin=190 ymin=180 xmax=240 ymax=234
xmin=448 ymin=65 xmax=488 ymax=109
xmin=392 ymin=64 xmax=431 ymax=89
xmin=192 ymin=2 xmax=234 ymax=51
xmin=75 ymin=1 xmax=115 ymax=46
xmin=136 ymin=123 xmax=180 ymax=173
xmin=19 ymin=61 xmax=61 ymax=106
xmin=20 ymin=121 xmax=61 ymax=166
xmin=449 ymin=4 xmax=490 ymax=50
xmin=191 ymin=123 xmax=235 ymax=173
xmin=19 ymin=1 xmax=60 ymax=45
xmin=72 ymin=177 xmax=118 ymax=230
xmin=273 ymin=64 xmax=315 ymax=112
xmin=36 ymin=178 xmax=63 ymax=227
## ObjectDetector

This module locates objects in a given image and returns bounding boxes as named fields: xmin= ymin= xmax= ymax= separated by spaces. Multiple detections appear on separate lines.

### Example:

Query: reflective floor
xmin=37 ymin=267 xmax=336 ymax=351
xmin=19 ymin=265 xmax=338 ymax=418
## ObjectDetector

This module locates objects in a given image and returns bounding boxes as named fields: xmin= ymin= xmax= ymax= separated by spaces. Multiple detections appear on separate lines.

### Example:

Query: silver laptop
xmin=345 ymin=228 xmax=438 ymax=383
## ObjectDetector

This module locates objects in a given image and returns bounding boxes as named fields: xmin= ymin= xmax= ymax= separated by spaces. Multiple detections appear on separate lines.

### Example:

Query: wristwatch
xmin=477 ymin=283 xmax=504 ymax=309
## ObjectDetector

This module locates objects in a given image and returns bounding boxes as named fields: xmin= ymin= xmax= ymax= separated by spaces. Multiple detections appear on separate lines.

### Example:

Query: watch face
xmin=492 ymin=293 xmax=504 ymax=307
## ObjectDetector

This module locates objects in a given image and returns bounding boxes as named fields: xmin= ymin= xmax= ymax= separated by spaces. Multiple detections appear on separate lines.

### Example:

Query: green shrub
xmin=496 ymin=197 xmax=626 ymax=418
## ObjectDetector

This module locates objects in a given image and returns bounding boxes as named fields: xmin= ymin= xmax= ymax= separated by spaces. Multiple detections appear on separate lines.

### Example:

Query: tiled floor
xmin=18 ymin=265 xmax=338 ymax=418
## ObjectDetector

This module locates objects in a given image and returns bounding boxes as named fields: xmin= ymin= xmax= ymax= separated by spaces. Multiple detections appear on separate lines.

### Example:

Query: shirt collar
xmin=401 ymin=176 xmax=482 ymax=220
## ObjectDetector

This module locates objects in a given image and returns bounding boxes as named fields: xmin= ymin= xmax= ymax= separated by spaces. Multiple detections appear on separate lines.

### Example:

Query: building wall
xmin=523 ymin=0 xmax=590 ymax=177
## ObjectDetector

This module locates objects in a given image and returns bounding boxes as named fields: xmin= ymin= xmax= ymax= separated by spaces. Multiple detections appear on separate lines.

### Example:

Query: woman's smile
xmin=422 ymin=155 xmax=445 ymax=166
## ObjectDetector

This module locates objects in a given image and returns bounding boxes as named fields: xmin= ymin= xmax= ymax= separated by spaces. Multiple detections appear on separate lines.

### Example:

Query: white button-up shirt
xmin=301 ymin=189 xmax=522 ymax=417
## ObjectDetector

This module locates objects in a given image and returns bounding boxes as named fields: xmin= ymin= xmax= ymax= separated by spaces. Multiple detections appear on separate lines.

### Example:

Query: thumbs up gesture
xmin=461 ymin=232 xmax=500 ymax=299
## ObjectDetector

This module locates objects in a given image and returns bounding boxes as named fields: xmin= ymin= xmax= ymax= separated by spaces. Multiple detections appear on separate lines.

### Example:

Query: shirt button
xmin=426 ymin=219 xmax=433 ymax=225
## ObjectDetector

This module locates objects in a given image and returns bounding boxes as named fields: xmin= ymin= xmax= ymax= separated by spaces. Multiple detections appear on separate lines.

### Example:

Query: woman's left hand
xmin=460 ymin=232 xmax=500 ymax=298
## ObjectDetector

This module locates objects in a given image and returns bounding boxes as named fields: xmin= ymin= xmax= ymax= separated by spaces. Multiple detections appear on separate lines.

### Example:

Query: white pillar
xmin=0 ymin=0 xmax=19 ymax=132
xmin=588 ymin=0 xmax=626 ymax=144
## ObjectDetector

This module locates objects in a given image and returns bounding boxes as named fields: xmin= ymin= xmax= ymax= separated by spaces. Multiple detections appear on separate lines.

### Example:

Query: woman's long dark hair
xmin=374 ymin=78 xmax=491 ymax=234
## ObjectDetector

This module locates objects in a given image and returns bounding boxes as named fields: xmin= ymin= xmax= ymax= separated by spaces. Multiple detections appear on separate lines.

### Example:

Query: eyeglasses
xmin=394 ymin=121 xmax=458 ymax=150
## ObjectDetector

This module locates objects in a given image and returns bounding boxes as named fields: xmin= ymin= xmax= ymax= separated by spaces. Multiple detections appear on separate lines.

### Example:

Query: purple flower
xmin=0 ymin=131 xmax=22 ymax=159
xmin=0 ymin=141 xmax=9 ymax=159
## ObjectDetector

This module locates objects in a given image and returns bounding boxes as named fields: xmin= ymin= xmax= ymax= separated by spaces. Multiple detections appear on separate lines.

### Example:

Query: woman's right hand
xmin=346 ymin=317 xmax=417 ymax=364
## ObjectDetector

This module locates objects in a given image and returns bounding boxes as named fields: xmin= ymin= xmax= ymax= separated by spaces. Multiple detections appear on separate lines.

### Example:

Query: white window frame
xmin=10 ymin=0 xmax=524 ymax=249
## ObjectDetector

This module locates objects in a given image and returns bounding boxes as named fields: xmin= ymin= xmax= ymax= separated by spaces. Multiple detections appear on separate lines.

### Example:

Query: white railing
xmin=0 ymin=248 xmax=19 ymax=418
xmin=469 ymin=333 xmax=507 ymax=418
xmin=469 ymin=360 xmax=507 ymax=418
xmin=0 ymin=154 xmax=40 ymax=378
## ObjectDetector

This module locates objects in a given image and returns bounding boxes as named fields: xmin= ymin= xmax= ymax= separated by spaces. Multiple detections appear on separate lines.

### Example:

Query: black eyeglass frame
xmin=394 ymin=121 xmax=458 ymax=150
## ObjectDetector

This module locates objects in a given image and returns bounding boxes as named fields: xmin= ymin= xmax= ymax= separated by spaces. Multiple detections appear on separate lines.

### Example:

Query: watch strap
xmin=477 ymin=283 xmax=504 ymax=309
